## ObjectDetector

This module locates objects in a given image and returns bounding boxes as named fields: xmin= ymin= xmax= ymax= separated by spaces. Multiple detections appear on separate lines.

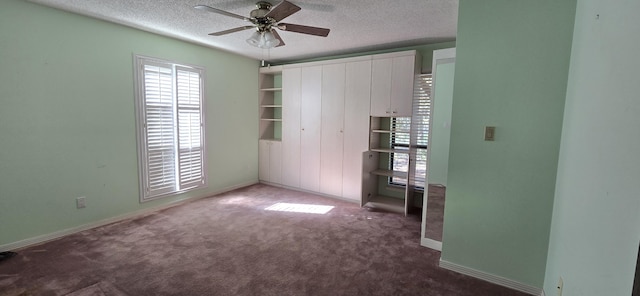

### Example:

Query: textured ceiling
xmin=27 ymin=0 xmax=459 ymax=63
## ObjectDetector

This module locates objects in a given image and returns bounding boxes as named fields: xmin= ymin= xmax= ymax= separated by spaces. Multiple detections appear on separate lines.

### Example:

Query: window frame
xmin=389 ymin=74 xmax=432 ymax=190
xmin=133 ymin=54 xmax=207 ymax=202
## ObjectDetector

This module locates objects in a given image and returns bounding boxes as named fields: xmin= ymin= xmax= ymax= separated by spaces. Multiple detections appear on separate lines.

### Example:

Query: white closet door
xmin=299 ymin=66 xmax=322 ymax=192
xmin=370 ymin=58 xmax=392 ymax=116
xmin=281 ymin=67 xmax=302 ymax=187
xmin=342 ymin=60 xmax=372 ymax=201
xmin=269 ymin=141 xmax=282 ymax=184
xmin=258 ymin=140 xmax=270 ymax=181
xmin=320 ymin=63 xmax=346 ymax=197
xmin=390 ymin=55 xmax=416 ymax=116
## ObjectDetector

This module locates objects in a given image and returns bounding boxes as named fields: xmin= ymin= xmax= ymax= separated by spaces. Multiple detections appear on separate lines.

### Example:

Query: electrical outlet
xmin=76 ymin=196 xmax=86 ymax=209
xmin=557 ymin=276 xmax=563 ymax=296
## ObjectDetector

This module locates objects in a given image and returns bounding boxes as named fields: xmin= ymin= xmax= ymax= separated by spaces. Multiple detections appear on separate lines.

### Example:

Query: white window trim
xmin=133 ymin=54 xmax=208 ymax=202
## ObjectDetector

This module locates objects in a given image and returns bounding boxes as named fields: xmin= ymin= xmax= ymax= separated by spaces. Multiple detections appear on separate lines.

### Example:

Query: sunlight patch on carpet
xmin=264 ymin=203 xmax=334 ymax=214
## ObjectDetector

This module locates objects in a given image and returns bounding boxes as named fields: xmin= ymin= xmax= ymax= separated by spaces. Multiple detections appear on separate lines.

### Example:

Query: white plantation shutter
xmin=390 ymin=74 xmax=432 ymax=188
xmin=176 ymin=67 xmax=204 ymax=189
xmin=135 ymin=56 xmax=207 ymax=201
xmin=143 ymin=63 xmax=176 ymax=196
xmin=410 ymin=74 xmax=432 ymax=189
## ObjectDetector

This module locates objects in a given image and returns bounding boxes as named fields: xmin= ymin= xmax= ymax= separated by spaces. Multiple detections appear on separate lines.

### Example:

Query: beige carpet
xmin=0 ymin=184 xmax=527 ymax=296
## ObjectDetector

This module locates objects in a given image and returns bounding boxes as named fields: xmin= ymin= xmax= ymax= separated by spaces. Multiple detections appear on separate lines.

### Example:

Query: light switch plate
xmin=484 ymin=126 xmax=496 ymax=141
xmin=76 ymin=196 xmax=86 ymax=209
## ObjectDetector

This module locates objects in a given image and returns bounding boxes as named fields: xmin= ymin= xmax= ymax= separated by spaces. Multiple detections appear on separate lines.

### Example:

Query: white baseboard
xmin=259 ymin=181 xmax=361 ymax=205
xmin=439 ymin=259 xmax=542 ymax=296
xmin=0 ymin=180 xmax=258 ymax=252
xmin=420 ymin=237 xmax=442 ymax=251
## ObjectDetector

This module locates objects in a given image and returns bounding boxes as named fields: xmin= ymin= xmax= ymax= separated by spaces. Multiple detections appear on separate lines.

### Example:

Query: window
xmin=134 ymin=55 xmax=207 ymax=201
xmin=389 ymin=117 xmax=411 ymax=186
xmin=390 ymin=74 xmax=432 ymax=189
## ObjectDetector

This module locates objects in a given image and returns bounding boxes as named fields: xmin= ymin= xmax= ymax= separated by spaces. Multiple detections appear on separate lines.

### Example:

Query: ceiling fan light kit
xmin=195 ymin=0 xmax=330 ymax=49
xmin=246 ymin=30 xmax=281 ymax=49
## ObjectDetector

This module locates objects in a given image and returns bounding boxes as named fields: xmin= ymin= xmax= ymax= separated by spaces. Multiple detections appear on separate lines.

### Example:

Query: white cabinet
xmin=370 ymin=52 xmax=420 ymax=117
xmin=281 ymin=67 xmax=302 ymax=188
xmin=391 ymin=55 xmax=417 ymax=116
xmin=361 ymin=117 xmax=415 ymax=216
xmin=258 ymin=50 xmax=419 ymax=211
xmin=320 ymin=63 xmax=346 ymax=197
xmin=341 ymin=60 xmax=372 ymax=201
xmin=299 ymin=66 xmax=322 ymax=192
xmin=280 ymin=61 xmax=371 ymax=201
xmin=258 ymin=140 xmax=282 ymax=184
xmin=370 ymin=58 xmax=393 ymax=116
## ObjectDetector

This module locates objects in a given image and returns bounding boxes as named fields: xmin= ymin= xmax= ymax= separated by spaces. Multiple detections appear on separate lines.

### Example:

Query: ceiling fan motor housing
xmin=251 ymin=1 xmax=272 ymax=18
xmin=251 ymin=1 xmax=276 ymax=32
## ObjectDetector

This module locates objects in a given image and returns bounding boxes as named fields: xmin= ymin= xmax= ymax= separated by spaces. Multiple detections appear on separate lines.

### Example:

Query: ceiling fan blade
xmin=265 ymin=0 xmax=301 ymax=22
xmin=194 ymin=5 xmax=253 ymax=23
xmin=278 ymin=23 xmax=330 ymax=37
xmin=271 ymin=30 xmax=286 ymax=47
xmin=208 ymin=26 xmax=256 ymax=36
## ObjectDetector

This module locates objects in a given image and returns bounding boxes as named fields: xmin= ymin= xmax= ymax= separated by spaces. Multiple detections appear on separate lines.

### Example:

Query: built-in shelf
xmin=261 ymin=138 xmax=281 ymax=142
xmin=370 ymin=147 xmax=410 ymax=154
xmin=371 ymin=169 xmax=407 ymax=178
xmin=259 ymin=67 xmax=283 ymax=140
xmin=362 ymin=115 xmax=416 ymax=216
xmin=364 ymin=195 xmax=405 ymax=214
xmin=260 ymin=87 xmax=282 ymax=92
xmin=371 ymin=129 xmax=410 ymax=134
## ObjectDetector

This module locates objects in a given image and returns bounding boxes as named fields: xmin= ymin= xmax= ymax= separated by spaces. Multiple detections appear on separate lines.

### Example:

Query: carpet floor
xmin=0 ymin=184 xmax=528 ymax=296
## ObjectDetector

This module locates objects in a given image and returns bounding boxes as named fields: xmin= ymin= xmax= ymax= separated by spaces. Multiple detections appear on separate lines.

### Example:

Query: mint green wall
xmin=543 ymin=1 xmax=640 ymax=295
xmin=0 ymin=0 xmax=258 ymax=247
xmin=441 ymin=0 xmax=576 ymax=287
xmin=428 ymin=61 xmax=455 ymax=186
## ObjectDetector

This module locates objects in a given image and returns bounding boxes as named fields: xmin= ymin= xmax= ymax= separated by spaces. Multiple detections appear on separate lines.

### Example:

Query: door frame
xmin=420 ymin=47 xmax=456 ymax=251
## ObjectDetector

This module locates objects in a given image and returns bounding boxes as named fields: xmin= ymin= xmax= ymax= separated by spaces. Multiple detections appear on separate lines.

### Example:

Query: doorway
xmin=421 ymin=48 xmax=456 ymax=251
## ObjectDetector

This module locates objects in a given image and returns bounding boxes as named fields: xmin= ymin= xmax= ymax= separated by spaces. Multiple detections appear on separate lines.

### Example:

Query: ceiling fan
xmin=194 ymin=1 xmax=330 ymax=49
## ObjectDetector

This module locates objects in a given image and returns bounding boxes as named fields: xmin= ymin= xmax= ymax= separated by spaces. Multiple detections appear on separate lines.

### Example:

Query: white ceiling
xmin=27 ymin=0 xmax=459 ymax=64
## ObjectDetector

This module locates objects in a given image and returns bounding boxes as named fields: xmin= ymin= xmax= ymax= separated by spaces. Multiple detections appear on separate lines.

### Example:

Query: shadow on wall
xmin=634 ymin=243 xmax=639 ymax=296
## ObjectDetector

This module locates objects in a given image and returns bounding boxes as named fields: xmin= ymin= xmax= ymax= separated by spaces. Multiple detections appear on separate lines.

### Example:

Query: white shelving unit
xmin=259 ymin=66 xmax=283 ymax=185
xmin=259 ymin=66 xmax=283 ymax=141
xmin=362 ymin=116 xmax=416 ymax=216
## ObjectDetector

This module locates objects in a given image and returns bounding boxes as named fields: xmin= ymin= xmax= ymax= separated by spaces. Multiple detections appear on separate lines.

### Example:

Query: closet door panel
xmin=269 ymin=141 xmax=282 ymax=184
xmin=370 ymin=58 xmax=392 ymax=116
xmin=258 ymin=140 xmax=270 ymax=181
xmin=320 ymin=63 xmax=346 ymax=197
xmin=390 ymin=55 xmax=416 ymax=116
xmin=281 ymin=67 xmax=302 ymax=187
xmin=299 ymin=66 xmax=322 ymax=192
xmin=342 ymin=60 xmax=372 ymax=200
